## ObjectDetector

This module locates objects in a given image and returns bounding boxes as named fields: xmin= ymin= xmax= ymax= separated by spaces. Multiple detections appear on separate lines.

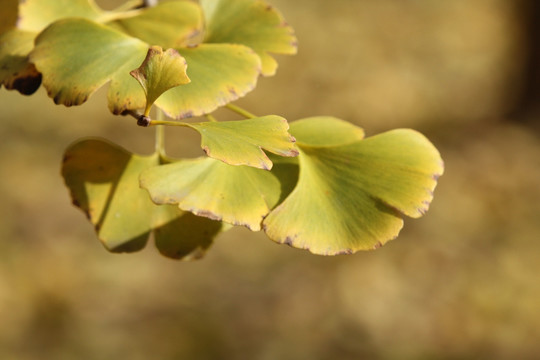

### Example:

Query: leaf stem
xmin=205 ymin=114 xmax=218 ymax=122
xmin=225 ymin=103 xmax=257 ymax=119
xmin=149 ymin=120 xmax=191 ymax=127
xmin=155 ymin=110 xmax=166 ymax=158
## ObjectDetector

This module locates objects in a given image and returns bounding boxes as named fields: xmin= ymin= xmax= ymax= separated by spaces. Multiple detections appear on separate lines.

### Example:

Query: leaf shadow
xmin=270 ymin=163 xmax=299 ymax=205
xmin=61 ymin=138 xmax=148 ymax=252
xmin=154 ymin=211 xmax=222 ymax=260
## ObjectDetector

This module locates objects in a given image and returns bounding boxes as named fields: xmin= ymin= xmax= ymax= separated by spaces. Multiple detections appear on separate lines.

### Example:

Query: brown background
xmin=1 ymin=0 xmax=539 ymax=358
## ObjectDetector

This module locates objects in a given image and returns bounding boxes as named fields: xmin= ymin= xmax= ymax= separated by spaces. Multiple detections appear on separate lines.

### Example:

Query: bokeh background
xmin=1 ymin=0 xmax=540 ymax=358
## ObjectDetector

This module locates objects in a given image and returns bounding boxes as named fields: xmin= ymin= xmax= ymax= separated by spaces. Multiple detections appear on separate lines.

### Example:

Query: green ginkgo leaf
xmin=2 ymin=0 xmax=110 ymax=96
xmin=30 ymin=18 xmax=149 ymax=113
xmin=62 ymin=138 xmax=223 ymax=258
xmin=140 ymin=157 xmax=282 ymax=231
xmin=18 ymin=0 xmax=103 ymax=32
xmin=186 ymin=115 xmax=298 ymax=169
xmin=30 ymin=18 xmax=261 ymax=117
xmin=263 ymin=118 xmax=444 ymax=255
xmin=109 ymin=1 xmax=204 ymax=48
xmin=130 ymin=46 xmax=190 ymax=116
xmin=201 ymin=0 xmax=297 ymax=76
xmin=154 ymin=43 xmax=261 ymax=119
xmin=290 ymin=116 xmax=366 ymax=147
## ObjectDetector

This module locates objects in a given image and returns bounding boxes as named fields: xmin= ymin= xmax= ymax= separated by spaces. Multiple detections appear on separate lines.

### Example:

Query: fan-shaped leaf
xmin=18 ymin=0 xmax=103 ymax=32
xmin=155 ymin=43 xmax=261 ymax=118
xmin=130 ymin=46 xmax=190 ymax=116
xmin=109 ymin=1 xmax=204 ymax=48
xmin=201 ymin=0 xmax=297 ymax=76
xmin=263 ymin=119 xmax=444 ymax=255
xmin=291 ymin=116 xmax=365 ymax=147
xmin=30 ymin=17 xmax=261 ymax=117
xmin=30 ymin=18 xmax=149 ymax=113
xmin=62 ymin=138 xmax=222 ymax=258
xmin=187 ymin=115 xmax=298 ymax=169
xmin=140 ymin=157 xmax=282 ymax=231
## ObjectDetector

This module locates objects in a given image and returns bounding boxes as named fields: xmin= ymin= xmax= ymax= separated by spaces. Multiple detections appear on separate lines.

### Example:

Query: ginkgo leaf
xmin=154 ymin=211 xmax=222 ymax=260
xmin=140 ymin=157 xmax=282 ymax=231
xmin=30 ymin=18 xmax=149 ymax=113
xmin=130 ymin=46 xmax=190 ymax=116
xmin=3 ymin=0 xmax=109 ymax=96
xmin=291 ymin=116 xmax=366 ymax=147
xmin=186 ymin=115 xmax=298 ymax=170
xmin=201 ymin=0 xmax=297 ymax=76
xmin=263 ymin=119 xmax=444 ymax=255
xmin=109 ymin=1 xmax=204 ymax=48
xmin=0 ymin=29 xmax=42 ymax=95
xmin=154 ymin=43 xmax=261 ymax=119
xmin=62 ymin=138 xmax=223 ymax=258
xmin=18 ymin=0 xmax=104 ymax=32
xmin=30 ymin=18 xmax=262 ymax=117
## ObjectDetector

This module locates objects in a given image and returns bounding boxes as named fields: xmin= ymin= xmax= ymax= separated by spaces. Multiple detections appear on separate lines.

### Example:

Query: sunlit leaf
xmin=263 ymin=119 xmax=444 ymax=255
xmin=130 ymin=46 xmax=190 ymax=116
xmin=201 ymin=0 xmax=297 ymax=76
xmin=30 ymin=17 xmax=261 ymax=117
xmin=30 ymin=18 xmax=149 ymax=113
xmin=62 ymin=138 xmax=222 ymax=258
xmin=291 ymin=116 xmax=365 ymax=146
xmin=140 ymin=157 xmax=282 ymax=231
xmin=187 ymin=116 xmax=298 ymax=169
xmin=109 ymin=1 xmax=204 ymax=48
xmin=0 ymin=30 xmax=41 ymax=95
xmin=155 ymin=43 xmax=261 ymax=118
xmin=18 ymin=0 xmax=103 ymax=32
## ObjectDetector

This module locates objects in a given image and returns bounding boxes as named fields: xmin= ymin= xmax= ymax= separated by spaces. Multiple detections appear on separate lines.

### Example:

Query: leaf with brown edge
xmin=62 ymin=138 xmax=224 ymax=259
xmin=154 ymin=43 xmax=261 ymax=119
xmin=201 ymin=0 xmax=297 ymax=76
xmin=263 ymin=118 xmax=444 ymax=255
xmin=186 ymin=115 xmax=298 ymax=170
xmin=0 ymin=30 xmax=42 ymax=95
xmin=130 ymin=46 xmax=190 ymax=116
xmin=140 ymin=156 xmax=282 ymax=231
xmin=30 ymin=18 xmax=149 ymax=113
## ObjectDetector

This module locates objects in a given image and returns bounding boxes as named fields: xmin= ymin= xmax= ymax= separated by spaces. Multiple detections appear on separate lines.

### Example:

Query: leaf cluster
xmin=0 ymin=0 xmax=444 ymax=259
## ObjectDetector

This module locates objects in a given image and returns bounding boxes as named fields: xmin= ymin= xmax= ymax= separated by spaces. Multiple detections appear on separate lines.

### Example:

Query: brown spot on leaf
xmin=373 ymin=241 xmax=383 ymax=249
xmin=9 ymin=72 xmax=42 ymax=95
xmin=202 ymin=145 xmax=210 ymax=156
xmin=283 ymin=237 xmax=294 ymax=246
xmin=181 ymin=110 xmax=194 ymax=119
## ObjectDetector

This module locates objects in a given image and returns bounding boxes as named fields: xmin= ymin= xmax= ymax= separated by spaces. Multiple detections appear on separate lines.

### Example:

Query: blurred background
xmin=1 ymin=0 xmax=540 ymax=358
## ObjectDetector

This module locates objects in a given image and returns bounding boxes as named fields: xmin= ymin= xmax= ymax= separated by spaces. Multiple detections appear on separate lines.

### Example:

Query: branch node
xmin=137 ymin=115 xmax=151 ymax=127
